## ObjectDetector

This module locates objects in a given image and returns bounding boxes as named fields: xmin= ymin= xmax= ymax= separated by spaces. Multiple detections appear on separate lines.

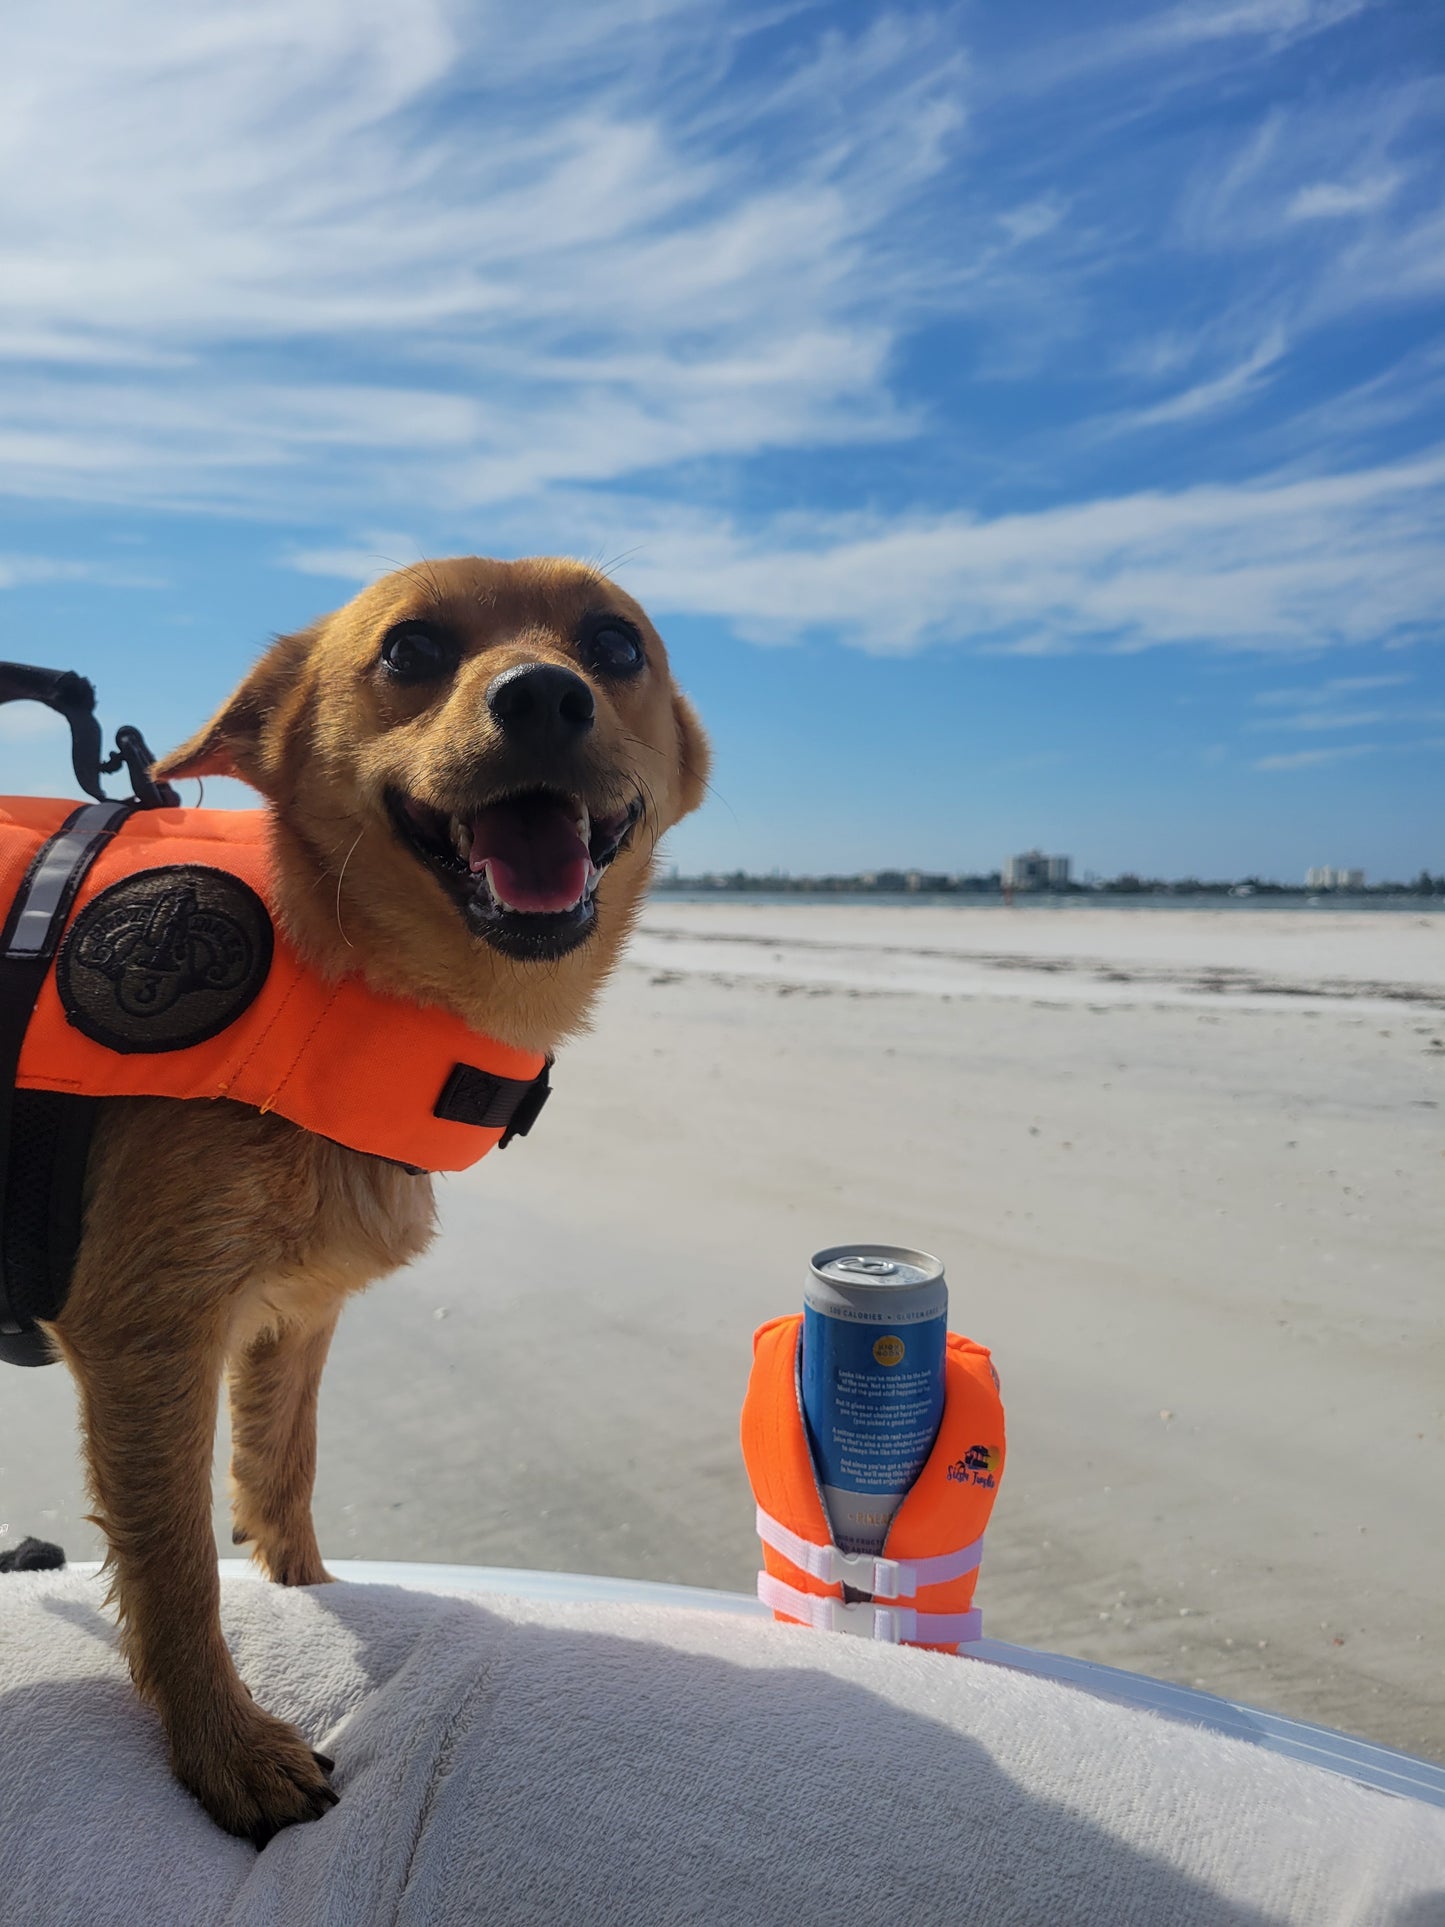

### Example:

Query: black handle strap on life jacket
xmin=0 ymin=802 xmax=136 ymax=1361
xmin=0 ymin=661 xmax=180 ymax=810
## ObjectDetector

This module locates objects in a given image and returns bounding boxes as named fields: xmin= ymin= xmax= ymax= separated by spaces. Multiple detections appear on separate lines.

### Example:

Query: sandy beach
xmin=2 ymin=901 xmax=1441 ymax=1759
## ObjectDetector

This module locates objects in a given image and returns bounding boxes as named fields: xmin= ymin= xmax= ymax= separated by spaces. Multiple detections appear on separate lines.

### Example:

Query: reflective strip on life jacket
xmin=740 ymin=1314 xmax=1006 ymax=1654
xmin=753 ymin=1504 xmax=984 ymax=1600
xmin=756 ymin=1572 xmax=983 ymax=1647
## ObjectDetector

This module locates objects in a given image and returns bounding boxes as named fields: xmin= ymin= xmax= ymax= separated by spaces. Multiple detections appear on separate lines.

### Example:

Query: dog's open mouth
xmin=386 ymin=787 xmax=642 ymax=958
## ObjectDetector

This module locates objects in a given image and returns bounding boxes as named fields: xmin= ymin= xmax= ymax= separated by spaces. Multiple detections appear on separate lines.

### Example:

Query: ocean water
xmin=654 ymin=888 xmax=1445 ymax=916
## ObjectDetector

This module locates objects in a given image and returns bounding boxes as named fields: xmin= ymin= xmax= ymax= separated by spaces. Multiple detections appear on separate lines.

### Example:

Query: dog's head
xmin=155 ymin=557 xmax=709 ymax=1049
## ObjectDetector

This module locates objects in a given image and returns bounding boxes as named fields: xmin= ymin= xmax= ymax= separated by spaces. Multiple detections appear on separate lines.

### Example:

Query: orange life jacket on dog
xmin=740 ymin=1314 xmax=1005 ymax=1652
xmin=2 ymin=797 xmax=547 ymax=1167
xmin=0 ymin=796 xmax=549 ymax=1360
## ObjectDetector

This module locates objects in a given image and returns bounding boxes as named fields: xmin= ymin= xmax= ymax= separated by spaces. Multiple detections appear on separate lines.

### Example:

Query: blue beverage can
xmin=801 ymin=1245 xmax=947 ymax=1556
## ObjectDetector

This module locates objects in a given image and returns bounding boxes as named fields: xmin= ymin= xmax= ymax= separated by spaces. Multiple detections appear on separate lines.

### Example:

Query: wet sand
xmin=2 ymin=903 xmax=1441 ymax=1758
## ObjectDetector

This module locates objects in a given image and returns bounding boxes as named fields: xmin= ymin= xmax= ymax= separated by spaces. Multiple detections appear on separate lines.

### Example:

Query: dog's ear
xmin=154 ymin=630 xmax=315 ymax=790
xmin=671 ymin=692 xmax=710 ymax=821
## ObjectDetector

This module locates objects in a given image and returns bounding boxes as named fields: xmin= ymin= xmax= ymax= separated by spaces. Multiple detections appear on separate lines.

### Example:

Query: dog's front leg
xmin=61 ymin=1319 xmax=338 ymax=1845
xmin=228 ymin=1309 xmax=339 ymax=1587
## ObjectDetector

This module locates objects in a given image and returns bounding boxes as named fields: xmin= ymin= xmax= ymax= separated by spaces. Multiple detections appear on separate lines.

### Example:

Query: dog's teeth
xmin=450 ymin=817 xmax=473 ymax=861
xmin=575 ymin=803 xmax=590 ymax=843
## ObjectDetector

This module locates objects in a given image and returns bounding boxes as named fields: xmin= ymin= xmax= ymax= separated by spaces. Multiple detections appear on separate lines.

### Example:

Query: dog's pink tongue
xmin=469 ymin=796 xmax=589 ymax=913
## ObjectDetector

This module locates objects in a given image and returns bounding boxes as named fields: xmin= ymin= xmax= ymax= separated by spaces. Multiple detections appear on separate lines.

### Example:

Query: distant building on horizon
xmin=1003 ymin=849 xmax=1071 ymax=891
xmin=1305 ymin=865 xmax=1365 ymax=891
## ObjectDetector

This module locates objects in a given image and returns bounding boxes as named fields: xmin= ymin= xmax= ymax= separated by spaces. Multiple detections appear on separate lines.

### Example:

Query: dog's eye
xmin=580 ymin=618 xmax=645 ymax=679
xmin=380 ymin=622 xmax=458 ymax=683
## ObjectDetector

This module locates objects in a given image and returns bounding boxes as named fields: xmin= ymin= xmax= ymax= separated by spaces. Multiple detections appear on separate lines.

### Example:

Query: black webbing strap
xmin=432 ymin=1056 xmax=552 ymax=1149
xmin=0 ymin=801 xmax=134 ymax=1356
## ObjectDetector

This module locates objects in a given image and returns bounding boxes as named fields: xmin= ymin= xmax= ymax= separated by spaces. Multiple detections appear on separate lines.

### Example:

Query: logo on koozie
xmin=57 ymin=866 xmax=273 ymax=1053
xmin=947 ymin=1444 xmax=1000 ymax=1487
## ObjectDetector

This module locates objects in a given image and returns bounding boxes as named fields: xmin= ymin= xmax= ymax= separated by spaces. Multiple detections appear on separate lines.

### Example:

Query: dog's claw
xmin=231 ymin=1526 xmax=251 ymax=1545
xmin=312 ymin=1750 xmax=335 ymax=1774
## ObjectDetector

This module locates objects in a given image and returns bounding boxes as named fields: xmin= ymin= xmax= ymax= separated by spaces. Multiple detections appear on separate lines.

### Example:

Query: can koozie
xmin=801 ymin=1245 xmax=948 ymax=1555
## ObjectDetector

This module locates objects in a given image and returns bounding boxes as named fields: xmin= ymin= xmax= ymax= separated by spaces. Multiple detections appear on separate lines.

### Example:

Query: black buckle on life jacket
xmin=499 ymin=1060 xmax=551 ymax=1148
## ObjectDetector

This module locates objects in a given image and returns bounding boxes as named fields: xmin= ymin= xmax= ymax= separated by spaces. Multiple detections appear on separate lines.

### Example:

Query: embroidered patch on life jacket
xmin=55 ymin=865 xmax=274 ymax=1055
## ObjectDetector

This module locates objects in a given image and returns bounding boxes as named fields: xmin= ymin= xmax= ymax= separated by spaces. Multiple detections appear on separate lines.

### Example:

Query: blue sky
xmin=1 ymin=0 xmax=1442 ymax=881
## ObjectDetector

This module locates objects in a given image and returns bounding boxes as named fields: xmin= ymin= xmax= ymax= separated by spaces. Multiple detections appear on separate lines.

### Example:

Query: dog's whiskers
xmin=374 ymin=555 xmax=447 ymax=612
xmin=333 ymin=829 xmax=366 ymax=948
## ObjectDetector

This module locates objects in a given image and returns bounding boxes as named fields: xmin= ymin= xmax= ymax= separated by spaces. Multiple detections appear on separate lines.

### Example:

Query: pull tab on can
xmin=802 ymin=1245 xmax=947 ymax=1556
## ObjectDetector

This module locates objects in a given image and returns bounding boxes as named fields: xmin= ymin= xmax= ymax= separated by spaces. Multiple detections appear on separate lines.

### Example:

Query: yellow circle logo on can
xmin=872 ymin=1334 xmax=905 ymax=1367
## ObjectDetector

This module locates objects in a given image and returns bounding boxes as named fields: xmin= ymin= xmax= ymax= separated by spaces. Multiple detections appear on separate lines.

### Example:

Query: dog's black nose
xmin=485 ymin=663 xmax=595 ymax=741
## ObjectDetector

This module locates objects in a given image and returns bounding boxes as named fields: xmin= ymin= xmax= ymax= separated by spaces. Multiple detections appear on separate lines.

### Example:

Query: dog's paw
xmin=173 ymin=1703 xmax=339 ymax=1847
xmin=257 ymin=1544 xmax=334 ymax=1588
xmin=231 ymin=1518 xmax=333 ymax=1586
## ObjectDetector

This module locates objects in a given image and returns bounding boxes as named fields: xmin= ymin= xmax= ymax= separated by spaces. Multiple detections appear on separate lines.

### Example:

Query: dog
xmin=41 ymin=556 xmax=708 ymax=1843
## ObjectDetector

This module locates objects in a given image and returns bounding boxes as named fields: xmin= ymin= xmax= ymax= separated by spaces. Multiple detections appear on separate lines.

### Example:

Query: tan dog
xmin=45 ymin=557 xmax=708 ymax=1844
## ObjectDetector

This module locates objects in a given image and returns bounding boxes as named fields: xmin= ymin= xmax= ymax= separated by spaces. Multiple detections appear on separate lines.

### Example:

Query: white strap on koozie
xmin=757 ymin=1571 xmax=983 ymax=1646
xmin=754 ymin=1505 xmax=983 ymax=1601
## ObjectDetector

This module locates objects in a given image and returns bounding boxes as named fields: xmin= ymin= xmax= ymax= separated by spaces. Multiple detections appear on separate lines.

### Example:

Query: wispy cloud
xmin=286 ymin=544 xmax=406 ymax=584
xmin=1139 ymin=0 xmax=1372 ymax=50
xmin=1259 ymin=707 xmax=1389 ymax=731
xmin=0 ymin=3 xmax=969 ymax=518
xmin=0 ymin=556 xmax=93 ymax=590
xmin=1000 ymin=0 xmax=1371 ymax=95
xmin=5 ymin=0 xmax=1437 ymax=532
xmin=1253 ymin=742 xmax=1379 ymax=770
xmin=0 ymin=553 xmax=161 ymax=591
xmin=1286 ymin=173 xmax=1402 ymax=220
xmin=0 ymin=707 xmax=71 ymax=746
xmin=1253 ymin=673 xmax=1411 ymax=704
xmin=1114 ymin=328 xmax=1289 ymax=431
xmin=536 ymin=448 xmax=1445 ymax=657
xmin=4 ymin=0 xmax=1444 ymax=706
xmin=1165 ymin=80 xmax=1442 ymax=362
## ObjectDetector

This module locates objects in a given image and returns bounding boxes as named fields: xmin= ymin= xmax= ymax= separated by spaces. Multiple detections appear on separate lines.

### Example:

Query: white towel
xmin=0 ymin=1570 xmax=1440 ymax=1926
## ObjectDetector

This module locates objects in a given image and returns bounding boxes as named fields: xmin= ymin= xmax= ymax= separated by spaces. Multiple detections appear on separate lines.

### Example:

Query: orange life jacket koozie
xmin=741 ymin=1313 xmax=1005 ymax=1652
xmin=1 ymin=798 xmax=546 ymax=1172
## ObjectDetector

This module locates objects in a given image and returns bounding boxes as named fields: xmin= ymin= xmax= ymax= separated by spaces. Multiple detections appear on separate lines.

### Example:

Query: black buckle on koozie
xmin=433 ymin=1059 xmax=551 ymax=1148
